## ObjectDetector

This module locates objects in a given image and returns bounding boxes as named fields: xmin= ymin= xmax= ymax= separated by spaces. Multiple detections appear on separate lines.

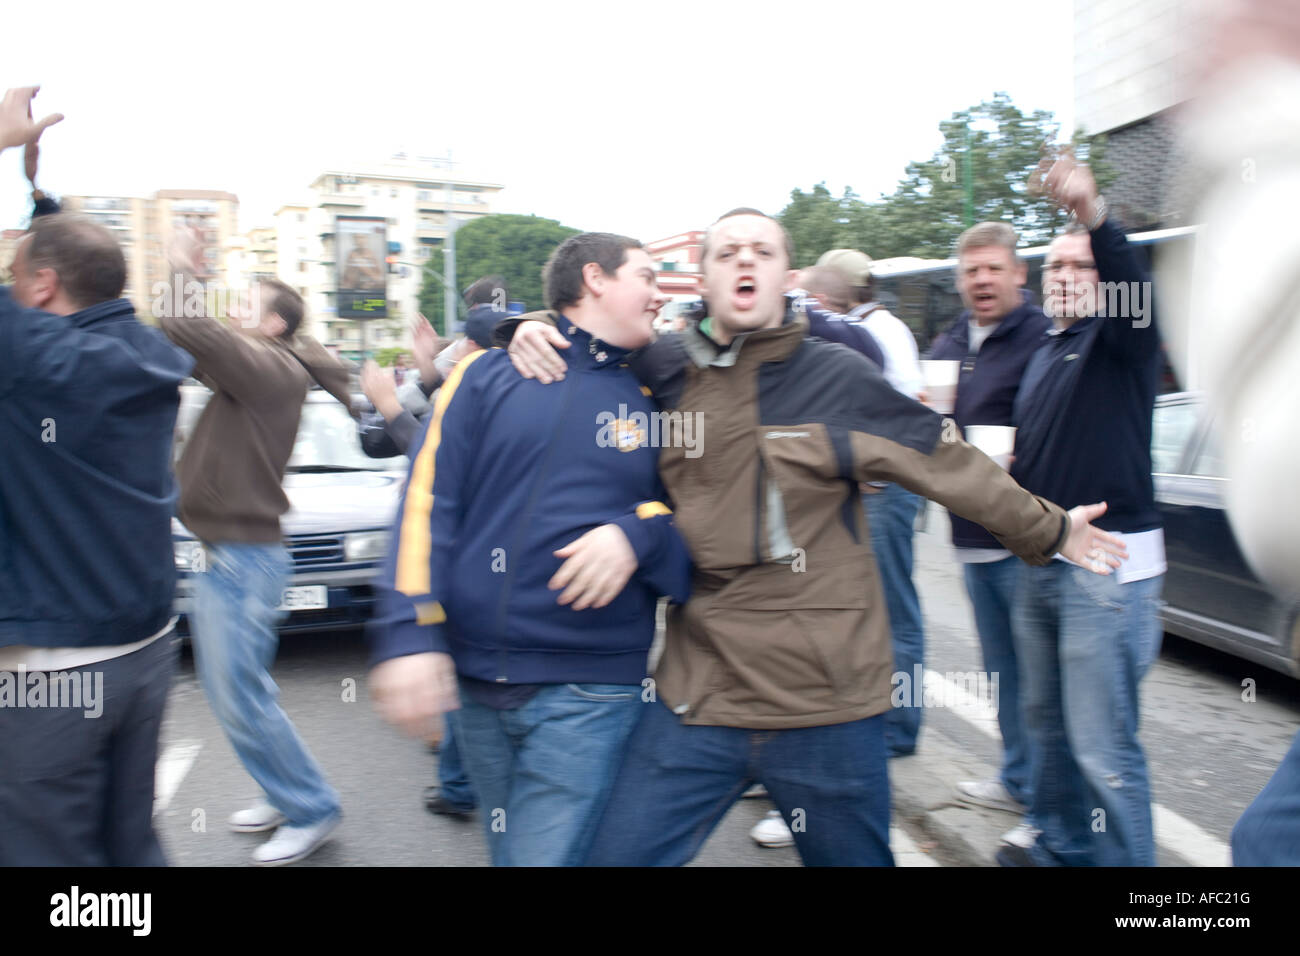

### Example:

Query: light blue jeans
xmin=1013 ymin=562 xmax=1163 ymax=866
xmin=1233 ymin=728 xmax=1300 ymax=866
xmin=864 ymin=484 xmax=926 ymax=755
xmin=963 ymin=556 xmax=1034 ymax=807
xmin=191 ymin=542 xmax=340 ymax=827
xmin=454 ymin=681 xmax=642 ymax=866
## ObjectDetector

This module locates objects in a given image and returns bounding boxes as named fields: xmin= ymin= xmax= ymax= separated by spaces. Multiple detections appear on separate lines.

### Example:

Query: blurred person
xmin=1162 ymin=0 xmax=1300 ymax=867
xmin=159 ymin=231 xmax=356 ymax=866
xmin=818 ymin=246 xmax=926 ymax=757
xmin=928 ymin=222 xmax=1051 ymax=848
xmin=996 ymin=152 xmax=1165 ymax=867
xmin=357 ymin=283 xmax=510 ymax=822
xmin=366 ymin=233 xmax=691 ymax=866
xmin=800 ymin=264 xmax=852 ymax=315
xmin=0 ymin=88 xmax=195 ymax=866
xmin=502 ymin=208 xmax=1128 ymax=866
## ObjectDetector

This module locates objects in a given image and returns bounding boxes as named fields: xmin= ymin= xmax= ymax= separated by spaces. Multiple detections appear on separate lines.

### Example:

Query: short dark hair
xmin=700 ymin=207 xmax=795 ymax=266
xmin=24 ymin=214 xmax=127 ymax=310
xmin=463 ymin=274 xmax=508 ymax=309
xmin=543 ymin=233 xmax=641 ymax=312
xmin=259 ymin=277 xmax=304 ymax=339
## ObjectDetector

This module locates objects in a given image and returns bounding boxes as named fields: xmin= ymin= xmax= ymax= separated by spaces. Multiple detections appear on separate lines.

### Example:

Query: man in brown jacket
xmin=503 ymin=208 xmax=1128 ymax=865
xmin=160 ymin=237 xmax=355 ymax=866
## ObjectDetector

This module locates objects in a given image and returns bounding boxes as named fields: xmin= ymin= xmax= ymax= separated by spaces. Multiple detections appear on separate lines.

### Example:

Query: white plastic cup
xmin=920 ymin=360 xmax=960 ymax=414
xmin=966 ymin=425 xmax=1017 ymax=470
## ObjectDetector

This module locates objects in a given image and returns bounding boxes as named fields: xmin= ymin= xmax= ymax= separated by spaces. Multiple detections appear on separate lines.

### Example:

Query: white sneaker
xmin=1000 ymin=822 xmax=1042 ymax=849
xmin=228 ymin=802 xmax=287 ymax=833
xmin=750 ymin=810 xmax=794 ymax=848
xmin=954 ymin=779 xmax=1026 ymax=814
xmin=251 ymin=813 xmax=341 ymax=866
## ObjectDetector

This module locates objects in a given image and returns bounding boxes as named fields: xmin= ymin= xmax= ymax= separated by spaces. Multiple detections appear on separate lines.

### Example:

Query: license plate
xmin=278 ymin=586 xmax=328 ymax=611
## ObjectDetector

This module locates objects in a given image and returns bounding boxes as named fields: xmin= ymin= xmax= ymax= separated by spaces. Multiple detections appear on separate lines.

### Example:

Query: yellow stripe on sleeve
xmin=635 ymin=501 xmax=672 ymax=520
xmin=395 ymin=349 xmax=489 ymax=597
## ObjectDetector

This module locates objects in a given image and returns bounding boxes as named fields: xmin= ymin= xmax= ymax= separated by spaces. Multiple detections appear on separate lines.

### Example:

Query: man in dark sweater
xmin=160 ymin=232 xmax=356 ymax=866
xmin=928 ymin=222 xmax=1050 ymax=846
xmin=998 ymin=153 xmax=1165 ymax=867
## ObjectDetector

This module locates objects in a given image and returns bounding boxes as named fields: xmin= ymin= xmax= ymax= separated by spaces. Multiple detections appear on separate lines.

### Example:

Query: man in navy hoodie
xmin=929 ymin=222 xmax=1050 ymax=847
xmin=0 ymin=87 xmax=195 ymax=865
xmin=367 ymin=233 xmax=691 ymax=866
xmin=998 ymin=153 xmax=1165 ymax=867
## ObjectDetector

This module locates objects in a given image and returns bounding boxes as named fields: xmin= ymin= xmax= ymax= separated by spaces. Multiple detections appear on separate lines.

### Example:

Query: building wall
xmin=1073 ymin=0 xmax=1211 ymax=229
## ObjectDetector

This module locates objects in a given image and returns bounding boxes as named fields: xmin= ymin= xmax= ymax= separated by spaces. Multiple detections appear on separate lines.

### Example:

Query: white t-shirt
xmin=850 ymin=304 xmax=922 ymax=399
xmin=968 ymin=319 xmax=1000 ymax=354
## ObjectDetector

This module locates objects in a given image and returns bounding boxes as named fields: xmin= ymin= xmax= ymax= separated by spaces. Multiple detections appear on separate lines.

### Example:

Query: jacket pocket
xmin=699 ymin=546 xmax=882 ymax=714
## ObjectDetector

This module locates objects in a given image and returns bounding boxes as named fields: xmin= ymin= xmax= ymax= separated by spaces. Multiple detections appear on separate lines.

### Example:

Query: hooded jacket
xmin=928 ymin=291 xmax=1051 ymax=550
xmin=0 ymin=292 xmax=194 ymax=647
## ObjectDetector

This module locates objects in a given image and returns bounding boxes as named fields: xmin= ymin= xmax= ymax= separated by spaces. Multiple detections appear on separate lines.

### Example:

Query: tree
xmin=418 ymin=214 xmax=581 ymax=335
xmin=777 ymin=184 xmax=884 ymax=268
xmin=777 ymin=93 xmax=1114 ymax=262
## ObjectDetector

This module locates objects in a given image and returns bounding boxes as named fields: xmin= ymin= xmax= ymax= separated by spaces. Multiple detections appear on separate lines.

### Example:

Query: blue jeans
xmin=191 ymin=542 xmax=340 ymax=827
xmin=963 ymin=556 xmax=1034 ymax=807
xmin=865 ymin=484 xmax=926 ymax=755
xmin=585 ymin=702 xmax=894 ymax=866
xmin=454 ymin=681 xmax=642 ymax=866
xmin=1232 ymin=727 xmax=1300 ymax=865
xmin=437 ymin=709 xmax=477 ymax=811
xmin=1013 ymin=562 xmax=1163 ymax=866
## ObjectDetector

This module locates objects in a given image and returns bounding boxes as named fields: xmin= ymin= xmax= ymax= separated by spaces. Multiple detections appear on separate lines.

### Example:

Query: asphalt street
xmin=152 ymin=503 xmax=1300 ymax=867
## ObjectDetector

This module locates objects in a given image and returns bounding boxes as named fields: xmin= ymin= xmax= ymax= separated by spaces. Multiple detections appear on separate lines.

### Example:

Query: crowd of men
xmin=0 ymin=80 xmax=1296 ymax=868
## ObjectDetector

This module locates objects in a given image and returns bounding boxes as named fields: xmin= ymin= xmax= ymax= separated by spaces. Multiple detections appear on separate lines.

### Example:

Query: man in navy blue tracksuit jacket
xmin=0 ymin=90 xmax=194 ymax=864
xmin=928 ymin=223 xmax=1051 ymax=843
xmin=368 ymin=233 xmax=692 ymax=866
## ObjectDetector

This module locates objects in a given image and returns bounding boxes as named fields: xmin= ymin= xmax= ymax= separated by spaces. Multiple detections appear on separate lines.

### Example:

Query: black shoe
xmin=423 ymin=786 xmax=474 ymax=819
xmin=995 ymin=844 xmax=1040 ymax=867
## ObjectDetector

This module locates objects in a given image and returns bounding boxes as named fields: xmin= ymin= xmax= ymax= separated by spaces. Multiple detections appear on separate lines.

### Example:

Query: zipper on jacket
xmin=490 ymin=372 xmax=580 ymax=681
xmin=754 ymin=454 xmax=766 ymax=564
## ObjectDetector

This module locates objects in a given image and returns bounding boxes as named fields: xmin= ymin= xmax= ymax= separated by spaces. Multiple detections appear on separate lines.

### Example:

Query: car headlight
xmin=174 ymin=540 xmax=204 ymax=572
xmin=344 ymin=531 xmax=390 ymax=563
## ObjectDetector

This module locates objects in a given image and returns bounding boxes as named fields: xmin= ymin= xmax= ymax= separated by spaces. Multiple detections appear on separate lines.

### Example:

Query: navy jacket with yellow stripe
xmin=367 ymin=318 xmax=692 ymax=685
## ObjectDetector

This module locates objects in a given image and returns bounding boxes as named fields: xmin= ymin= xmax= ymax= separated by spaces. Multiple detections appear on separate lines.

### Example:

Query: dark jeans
xmin=0 ymin=632 xmax=178 ymax=865
xmin=584 ymin=701 xmax=894 ymax=866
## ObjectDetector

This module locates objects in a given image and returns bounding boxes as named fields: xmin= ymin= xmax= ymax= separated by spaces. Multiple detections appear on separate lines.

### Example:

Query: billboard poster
xmin=336 ymin=216 xmax=388 ymax=318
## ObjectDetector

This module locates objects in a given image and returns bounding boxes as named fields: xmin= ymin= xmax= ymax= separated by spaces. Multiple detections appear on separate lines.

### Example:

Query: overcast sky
xmin=2 ymin=0 xmax=1075 ymax=242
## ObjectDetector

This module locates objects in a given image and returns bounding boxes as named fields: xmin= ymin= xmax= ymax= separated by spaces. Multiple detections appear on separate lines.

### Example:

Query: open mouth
xmin=733 ymin=277 xmax=757 ymax=309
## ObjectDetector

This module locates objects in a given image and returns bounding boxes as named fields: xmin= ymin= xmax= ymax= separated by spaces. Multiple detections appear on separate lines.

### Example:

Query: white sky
xmin=1 ymin=0 xmax=1075 ymax=241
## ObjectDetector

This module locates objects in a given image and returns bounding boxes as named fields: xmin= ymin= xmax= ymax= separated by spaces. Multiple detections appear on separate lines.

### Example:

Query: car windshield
xmin=288 ymin=399 xmax=406 ymax=472
xmin=172 ymin=388 xmax=406 ymax=472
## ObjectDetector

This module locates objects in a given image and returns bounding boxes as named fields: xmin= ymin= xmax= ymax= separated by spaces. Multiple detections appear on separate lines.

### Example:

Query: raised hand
xmin=0 ymin=86 xmax=63 ymax=152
